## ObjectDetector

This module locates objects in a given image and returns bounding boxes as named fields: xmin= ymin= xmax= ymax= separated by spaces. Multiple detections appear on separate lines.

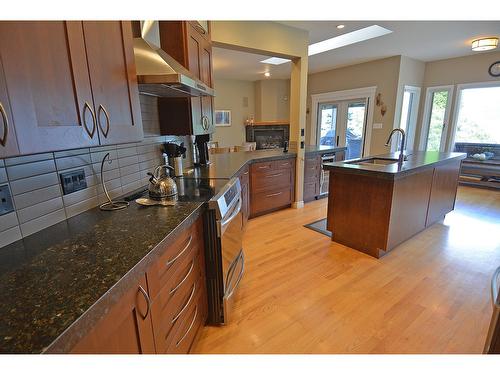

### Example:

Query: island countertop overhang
xmin=323 ymin=151 xmax=467 ymax=180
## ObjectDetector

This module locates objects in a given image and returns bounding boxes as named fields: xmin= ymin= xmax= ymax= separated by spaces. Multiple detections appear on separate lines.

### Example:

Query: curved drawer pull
xmin=170 ymin=259 xmax=195 ymax=295
xmin=0 ymin=102 xmax=8 ymax=147
xmin=171 ymin=283 xmax=196 ymax=324
xmin=98 ymin=104 xmax=110 ymax=138
xmin=176 ymin=306 xmax=198 ymax=347
xmin=257 ymin=165 xmax=270 ymax=169
xmin=266 ymin=192 xmax=283 ymax=198
xmin=138 ymin=285 xmax=151 ymax=320
xmin=166 ymin=235 xmax=193 ymax=267
xmin=491 ymin=266 xmax=500 ymax=308
xmin=265 ymin=173 xmax=283 ymax=178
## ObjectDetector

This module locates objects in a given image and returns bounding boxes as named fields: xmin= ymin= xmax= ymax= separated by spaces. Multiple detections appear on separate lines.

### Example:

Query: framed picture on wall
xmin=215 ymin=110 xmax=231 ymax=127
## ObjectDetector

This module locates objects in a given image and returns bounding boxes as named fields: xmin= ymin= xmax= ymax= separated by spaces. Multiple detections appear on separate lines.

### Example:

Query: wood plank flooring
xmin=191 ymin=186 xmax=500 ymax=353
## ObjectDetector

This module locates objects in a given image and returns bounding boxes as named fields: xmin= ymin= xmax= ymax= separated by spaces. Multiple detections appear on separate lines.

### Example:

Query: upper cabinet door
xmin=82 ymin=21 xmax=143 ymax=145
xmin=0 ymin=21 xmax=100 ymax=154
xmin=0 ymin=55 xmax=19 ymax=158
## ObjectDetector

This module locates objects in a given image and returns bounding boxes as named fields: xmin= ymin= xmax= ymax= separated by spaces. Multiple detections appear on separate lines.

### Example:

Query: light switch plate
xmin=0 ymin=184 xmax=15 ymax=216
xmin=373 ymin=123 xmax=383 ymax=129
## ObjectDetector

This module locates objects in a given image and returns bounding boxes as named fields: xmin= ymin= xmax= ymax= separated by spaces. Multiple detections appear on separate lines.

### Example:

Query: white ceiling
xmin=213 ymin=21 xmax=500 ymax=81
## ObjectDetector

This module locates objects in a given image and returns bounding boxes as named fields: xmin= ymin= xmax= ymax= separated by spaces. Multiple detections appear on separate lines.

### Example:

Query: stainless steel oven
xmin=205 ymin=178 xmax=244 ymax=325
xmin=485 ymin=266 xmax=500 ymax=353
xmin=320 ymin=153 xmax=336 ymax=197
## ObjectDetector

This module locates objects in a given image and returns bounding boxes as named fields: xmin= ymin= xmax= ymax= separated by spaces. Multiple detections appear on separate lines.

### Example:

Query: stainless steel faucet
xmin=385 ymin=128 xmax=407 ymax=164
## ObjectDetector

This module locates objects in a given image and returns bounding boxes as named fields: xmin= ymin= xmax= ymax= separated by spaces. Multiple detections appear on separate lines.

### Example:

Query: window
xmin=454 ymin=85 xmax=500 ymax=144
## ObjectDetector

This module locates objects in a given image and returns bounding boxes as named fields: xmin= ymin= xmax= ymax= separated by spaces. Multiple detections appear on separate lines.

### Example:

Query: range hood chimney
xmin=133 ymin=21 xmax=215 ymax=98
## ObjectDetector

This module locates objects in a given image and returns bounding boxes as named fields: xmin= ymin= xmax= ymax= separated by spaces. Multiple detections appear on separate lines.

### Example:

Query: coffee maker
xmin=192 ymin=134 xmax=211 ymax=166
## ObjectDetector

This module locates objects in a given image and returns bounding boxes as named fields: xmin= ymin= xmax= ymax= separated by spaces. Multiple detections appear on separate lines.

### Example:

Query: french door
xmin=398 ymin=85 xmax=421 ymax=152
xmin=317 ymin=98 xmax=368 ymax=159
xmin=420 ymin=86 xmax=453 ymax=152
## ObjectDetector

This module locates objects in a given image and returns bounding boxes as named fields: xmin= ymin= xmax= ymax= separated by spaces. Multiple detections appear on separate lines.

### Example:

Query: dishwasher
xmin=484 ymin=266 xmax=500 ymax=353
xmin=204 ymin=177 xmax=245 ymax=325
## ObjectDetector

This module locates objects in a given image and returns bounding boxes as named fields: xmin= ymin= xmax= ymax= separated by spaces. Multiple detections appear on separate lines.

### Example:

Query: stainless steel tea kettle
xmin=147 ymin=165 xmax=178 ymax=201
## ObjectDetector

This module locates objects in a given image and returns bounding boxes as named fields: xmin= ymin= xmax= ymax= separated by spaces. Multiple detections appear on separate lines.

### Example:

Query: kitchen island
xmin=324 ymin=151 xmax=466 ymax=258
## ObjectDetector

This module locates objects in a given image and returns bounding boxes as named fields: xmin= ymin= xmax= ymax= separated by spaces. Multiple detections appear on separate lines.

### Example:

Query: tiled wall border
xmin=0 ymin=135 xmax=189 ymax=249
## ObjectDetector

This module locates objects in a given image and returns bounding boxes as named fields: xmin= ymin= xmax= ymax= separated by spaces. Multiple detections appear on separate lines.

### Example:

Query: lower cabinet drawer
xmin=251 ymin=187 xmax=293 ymax=216
xmin=251 ymin=168 xmax=292 ymax=192
xmin=164 ymin=278 xmax=207 ymax=354
xmin=150 ymin=251 xmax=204 ymax=353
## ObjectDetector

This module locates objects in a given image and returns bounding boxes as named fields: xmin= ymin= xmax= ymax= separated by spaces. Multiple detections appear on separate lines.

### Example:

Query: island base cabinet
xmin=71 ymin=275 xmax=155 ymax=354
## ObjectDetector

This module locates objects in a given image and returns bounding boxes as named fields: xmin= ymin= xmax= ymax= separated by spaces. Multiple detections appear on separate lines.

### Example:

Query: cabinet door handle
xmin=266 ymin=191 xmax=283 ymax=198
xmin=0 ymin=102 xmax=8 ymax=147
xmin=202 ymin=115 xmax=211 ymax=131
xmin=138 ymin=285 xmax=151 ymax=320
xmin=171 ymin=283 xmax=196 ymax=324
xmin=166 ymin=235 xmax=193 ymax=267
xmin=170 ymin=259 xmax=195 ymax=295
xmin=98 ymin=104 xmax=110 ymax=138
xmin=82 ymin=102 xmax=96 ymax=139
xmin=176 ymin=306 xmax=198 ymax=347
xmin=265 ymin=173 xmax=283 ymax=178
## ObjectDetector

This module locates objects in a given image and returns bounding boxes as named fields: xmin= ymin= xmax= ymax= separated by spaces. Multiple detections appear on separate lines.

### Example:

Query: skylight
xmin=308 ymin=25 xmax=393 ymax=56
xmin=260 ymin=57 xmax=291 ymax=65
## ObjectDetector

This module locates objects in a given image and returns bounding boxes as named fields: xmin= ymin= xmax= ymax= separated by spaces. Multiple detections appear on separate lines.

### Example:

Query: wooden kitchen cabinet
xmin=157 ymin=21 xmax=214 ymax=136
xmin=303 ymin=155 xmax=321 ymax=202
xmin=238 ymin=165 xmax=250 ymax=226
xmin=71 ymin=275 xmax=155 ymax=354
xmin=0 ymin=21 xmax=143 ymax=155
xmin=250 ymin=158 xmax=296 ymax=218
xmin=82 ymin=21 xmax=143 ymax=145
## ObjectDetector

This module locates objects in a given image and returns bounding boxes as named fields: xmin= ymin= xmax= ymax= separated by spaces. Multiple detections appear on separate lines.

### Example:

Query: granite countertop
xmin=323 ymin=151 xmax=467 ymax=180
xmin=0 ymin=197 xmax=205 ymax=353
xmin=184 ymin=146 xmax=346 ymax=179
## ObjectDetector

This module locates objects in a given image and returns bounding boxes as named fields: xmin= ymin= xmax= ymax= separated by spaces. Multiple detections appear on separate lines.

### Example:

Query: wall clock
xmin=488 ymin=61 xmax=500 ymax=77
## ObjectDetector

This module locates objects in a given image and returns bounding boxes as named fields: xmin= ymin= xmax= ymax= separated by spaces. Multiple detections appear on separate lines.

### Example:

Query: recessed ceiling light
xmin=308 ymin=25 xmax=393 ymax=56
xmin=337 ymin=24 xmax=345 ymax=29
xmin=260 ymin=57 xmax=291 ymax=65
xmin=471 ymin=37 xmax=498 ymax=51
xmin=264 ymin=72 xmax=271 ymax=77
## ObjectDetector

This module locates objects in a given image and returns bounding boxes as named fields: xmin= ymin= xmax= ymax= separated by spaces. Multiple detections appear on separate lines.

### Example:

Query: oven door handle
xmin=221 ymin=197 xmax=242 ymax=228
xmin=492 ymin=266 xmax=500 ymax=308
xmin=226 ymin=251 xmax=245 ymax=299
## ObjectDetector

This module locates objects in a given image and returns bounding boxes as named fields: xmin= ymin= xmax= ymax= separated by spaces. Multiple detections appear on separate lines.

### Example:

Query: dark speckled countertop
xmin=324 ymin=151 xmax=466 ymax=180
xmin=0 ymin=199 xmax=205 ymax=353
xmin=0 ymin=145 xmax=346 ymax=354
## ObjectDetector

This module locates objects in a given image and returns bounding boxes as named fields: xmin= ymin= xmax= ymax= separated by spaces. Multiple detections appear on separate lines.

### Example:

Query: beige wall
xmin=254 ymin=79 xmax=290 ymax=121
xmin=212 ymin=79 xmax=255 ymax=148
xmin=415 ymin=51 xmax=500 ymax=150
xmin=306 ymin=56 xmax=401 ymax=155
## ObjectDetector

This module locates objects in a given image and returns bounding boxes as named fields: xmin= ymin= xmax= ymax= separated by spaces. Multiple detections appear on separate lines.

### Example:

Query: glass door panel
xmin=318 ymin=103 xmax=338 ymax=146
xmin=425 ymin=90 xmax=450 ymax=151
xmin=345 ymin=101 xmax=366 ymax=159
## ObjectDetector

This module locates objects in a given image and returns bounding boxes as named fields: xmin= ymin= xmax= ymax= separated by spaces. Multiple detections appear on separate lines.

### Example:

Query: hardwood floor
xmin=192 ymin=186 xmax=500 ymax=354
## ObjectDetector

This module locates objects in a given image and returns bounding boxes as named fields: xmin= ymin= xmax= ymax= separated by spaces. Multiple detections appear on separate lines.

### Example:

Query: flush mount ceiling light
xmin=336 ymin=24 xmax=345 ymax=29
xmin=471 ymin=37 xmax=498 ymax=51
xmin=308 ymin=25 xmax=393 ymax=56
xmin=260 ymin=57 xmax=291 ymax=65
xmin=264 ymin=72 xmax=271 ymax=77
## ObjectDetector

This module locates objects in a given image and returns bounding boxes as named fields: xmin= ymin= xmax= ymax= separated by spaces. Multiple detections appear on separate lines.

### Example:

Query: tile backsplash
xmin=0 ymin=135 xmax=190 ymax=249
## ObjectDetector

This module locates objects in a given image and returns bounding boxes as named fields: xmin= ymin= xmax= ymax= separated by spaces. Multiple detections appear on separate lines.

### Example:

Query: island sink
xmin=347 ymin=157 xmax=399 ymax=166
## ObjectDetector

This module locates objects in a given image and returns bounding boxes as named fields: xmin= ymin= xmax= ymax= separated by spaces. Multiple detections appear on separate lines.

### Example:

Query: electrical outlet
xmin=60 ymin=169 xmax=87 ymax=195
xmin=0 ymin=184 xmax=14 ymax=216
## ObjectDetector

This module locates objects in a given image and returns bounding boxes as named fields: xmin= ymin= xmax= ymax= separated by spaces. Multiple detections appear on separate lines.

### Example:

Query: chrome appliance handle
xmin=138 ymin=285 xmax=151 ymax=319
xmin=492 ymin=266 xmax=500 ymax=308
xmin=98 ymin=104 xmax=110 ymax=138
xmin=82 ymin=101 xmax=96 ymax=139
xmin=166 ymin=235 xmax=193 ymax=267
xmin=226 ymin=252 xmax=245 ymax=299
xmin=0 ymin=102 xmax=8 ymax=147
xmin=220 ymin=197 xmax=242 ymax=227
xmin=171 ymin=283 xmax=196 ymax=323
xmin=176 ymin=307 xmax=198 ymax=347
xmin=170 ymin=259 xmax=195 ymax=295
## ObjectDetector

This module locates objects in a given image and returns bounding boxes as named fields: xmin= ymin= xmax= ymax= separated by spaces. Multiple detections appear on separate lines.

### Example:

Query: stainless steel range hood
xmin=133 ymin=21 xmax=215 ymax=98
